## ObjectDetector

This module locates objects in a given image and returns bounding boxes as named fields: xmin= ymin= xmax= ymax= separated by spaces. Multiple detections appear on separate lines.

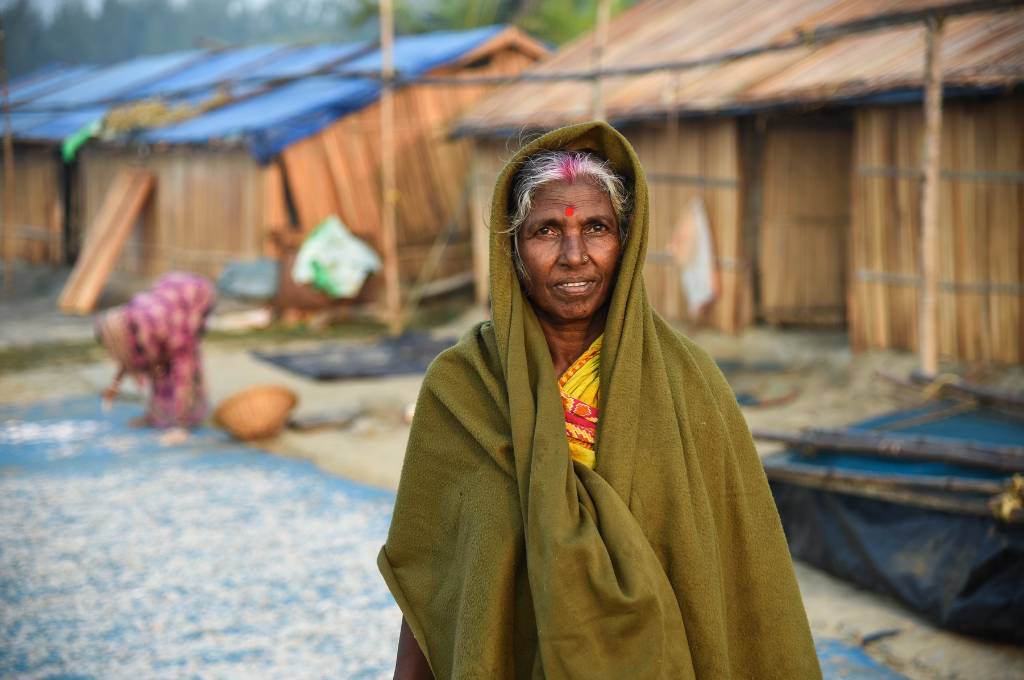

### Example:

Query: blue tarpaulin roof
xmin=8 ymin=65 xmax=99 ymax=105
xmin=9 ymin=25 xmax=506 ymax=161
xmin=30 ymin=50 xmax=201 ymax=108
xmin=131 ymin=45 xmax=287 ymax=99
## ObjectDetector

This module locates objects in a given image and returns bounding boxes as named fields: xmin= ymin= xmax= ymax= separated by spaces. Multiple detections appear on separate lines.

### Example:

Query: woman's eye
xmin=536 ymin=226 xmax=555 ymax=236
xmin=589 ymin=223 xmax=608 ymax=233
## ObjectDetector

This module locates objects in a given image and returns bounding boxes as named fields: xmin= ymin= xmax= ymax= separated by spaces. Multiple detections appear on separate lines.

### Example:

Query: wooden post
xmin=919 ymin=16 xmax=944 ymax=376
xmin=665 ymin=73 xmax=681 ymax=314
xmin=469 ymin=151 xmax=490 ymax=308
xmin=379 ymin=0 xmax=402 ymax=334
xmin=0 ymin=16 xmax=15 ymax=290
xmin=590 ymin=0 xmax=612 ymax=121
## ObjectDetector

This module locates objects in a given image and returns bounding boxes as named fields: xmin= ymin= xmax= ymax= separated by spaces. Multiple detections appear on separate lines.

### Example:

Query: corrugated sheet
xmin=456 ymin=0 xmax=1024 ymax=135
xmin=8 ymin=25 xmax=517 ymax=160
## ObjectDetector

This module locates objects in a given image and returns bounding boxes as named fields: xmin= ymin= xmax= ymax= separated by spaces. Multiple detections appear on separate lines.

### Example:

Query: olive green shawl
xmin=379 ymin=122 xmax=820 ymax=679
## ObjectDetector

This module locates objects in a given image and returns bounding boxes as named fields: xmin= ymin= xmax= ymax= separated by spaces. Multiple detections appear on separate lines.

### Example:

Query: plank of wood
xmin=58 ymin=168 xmax=155 ymax=314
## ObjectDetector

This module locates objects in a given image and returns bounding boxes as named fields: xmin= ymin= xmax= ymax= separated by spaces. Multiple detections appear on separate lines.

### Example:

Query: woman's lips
xmin=553 ymin=280 xmax=596 ymax=296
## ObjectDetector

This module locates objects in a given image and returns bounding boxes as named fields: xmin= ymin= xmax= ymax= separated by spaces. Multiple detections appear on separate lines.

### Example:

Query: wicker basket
xmin=214 ymin=385 xmax=299 ymax=441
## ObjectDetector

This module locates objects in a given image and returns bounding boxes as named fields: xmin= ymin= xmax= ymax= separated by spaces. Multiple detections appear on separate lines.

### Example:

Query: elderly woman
xmin=379 ymin=122 xmax=820 ymax=679
xmin=95 ymin=272 xmax=216 ymax=428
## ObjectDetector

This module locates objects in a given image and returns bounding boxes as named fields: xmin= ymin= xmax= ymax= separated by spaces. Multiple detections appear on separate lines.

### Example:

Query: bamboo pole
xmin=919 ymin=16 xmax=945 ymax=375
xmin=469 ymin=150 xmax=489 ymax=307
xmin=753 ymin=427 xmax=1024 ymax=473
xmin=902 ymin=370 xmax=1024 ymax=409
xmin=763 ymin=461 xmax=1009 ymax=521
xmin=379 ymin=0 xmax=402 ymax=334
xmin=1 ymin=16 xmax=14 ymax=291
xmin=764 ymin=459 xmax=1005 ymax=496
xmin=590 ymin=0 xmax=612 ymax=121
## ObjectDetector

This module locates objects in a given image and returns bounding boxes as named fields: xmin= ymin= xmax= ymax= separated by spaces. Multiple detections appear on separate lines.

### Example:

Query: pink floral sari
xmin=121 ymin=272 xmax=216 ymax=428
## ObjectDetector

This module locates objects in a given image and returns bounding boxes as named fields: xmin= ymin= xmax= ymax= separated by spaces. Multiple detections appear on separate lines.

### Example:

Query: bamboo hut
xmin=0 ymin=144 xmax=63 ymax=265
xmin=455 ymin=0 xmax=1024 ymax=364
xmin=3 ymin=27 xmax=546 ymax=307
xmin=1 ymin=65 xmax=100 ymax=265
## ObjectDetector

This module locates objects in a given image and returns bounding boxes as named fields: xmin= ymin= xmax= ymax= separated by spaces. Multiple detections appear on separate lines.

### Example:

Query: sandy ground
xmin=2 ymin=264 xmax=1022 ymax=679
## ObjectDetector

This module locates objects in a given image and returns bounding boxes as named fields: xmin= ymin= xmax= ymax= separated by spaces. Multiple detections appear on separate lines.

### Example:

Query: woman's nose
xmin=560 ymin=233 xmax=588 ymax=266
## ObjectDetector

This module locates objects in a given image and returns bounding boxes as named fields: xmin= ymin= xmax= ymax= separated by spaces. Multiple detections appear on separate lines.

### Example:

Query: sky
xmin=5 ymin=0 xmax=274 ymax=22
xmin=11 ymin=0 xmax=112 ymax=20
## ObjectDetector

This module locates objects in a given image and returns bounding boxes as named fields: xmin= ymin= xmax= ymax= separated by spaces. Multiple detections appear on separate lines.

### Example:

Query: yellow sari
xmin=558 ymin=335 xmax=602 ymax=469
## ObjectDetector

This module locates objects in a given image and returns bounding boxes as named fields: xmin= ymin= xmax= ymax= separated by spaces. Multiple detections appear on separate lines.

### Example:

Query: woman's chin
xmin=540 ymin=300 xmax=604 ymax=325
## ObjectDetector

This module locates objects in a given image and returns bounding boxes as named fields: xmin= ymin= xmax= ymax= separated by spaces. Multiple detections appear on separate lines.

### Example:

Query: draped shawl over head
xmin=379 ymin=122 xmax=820 ymax=679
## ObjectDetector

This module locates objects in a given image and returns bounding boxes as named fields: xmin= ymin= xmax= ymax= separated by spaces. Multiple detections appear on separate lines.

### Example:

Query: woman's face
xmin=517 ymin=179 xmax=621 ymax=326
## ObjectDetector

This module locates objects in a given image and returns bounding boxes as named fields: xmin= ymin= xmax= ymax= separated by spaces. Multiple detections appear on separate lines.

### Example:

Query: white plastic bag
xmin=667 ymin=197 xmax=719 ymax=317
xmin=291 ymin=216 xmax=382 ymax=298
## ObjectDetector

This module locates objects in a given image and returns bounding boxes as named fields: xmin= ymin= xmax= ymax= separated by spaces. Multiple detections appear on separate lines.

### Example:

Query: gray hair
xmin=507 ymin=150 xmax=631 ymax=280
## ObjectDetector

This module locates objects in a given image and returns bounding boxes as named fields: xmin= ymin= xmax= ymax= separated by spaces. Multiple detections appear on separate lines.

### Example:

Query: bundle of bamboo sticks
xmin=755 ymin=378 xmax=1024 ymax=523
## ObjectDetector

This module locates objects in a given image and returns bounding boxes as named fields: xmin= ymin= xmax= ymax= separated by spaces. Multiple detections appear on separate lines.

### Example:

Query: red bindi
xmin=565 ymin=206 xmax=575 ymax=217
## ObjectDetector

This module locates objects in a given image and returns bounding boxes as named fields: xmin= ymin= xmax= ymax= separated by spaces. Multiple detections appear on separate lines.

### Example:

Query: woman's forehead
xmin=531 ymin=180 xmax=614 ymax=212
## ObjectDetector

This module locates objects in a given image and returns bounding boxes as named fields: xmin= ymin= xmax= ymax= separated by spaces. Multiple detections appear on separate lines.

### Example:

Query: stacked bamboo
xmin=850 ymin=95 xmax=1024 ymax=364
xmin=758 ymin=120 xmax=852 ymax=327
xmin=630 ymin=118 xmax=750 ymax=333
xmin=0 ymin=146 xmax=63 ymax=265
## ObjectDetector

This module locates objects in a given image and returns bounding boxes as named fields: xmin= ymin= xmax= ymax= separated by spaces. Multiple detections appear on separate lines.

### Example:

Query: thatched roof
xmin=455 ymin=0 xmax=1024 ymax=136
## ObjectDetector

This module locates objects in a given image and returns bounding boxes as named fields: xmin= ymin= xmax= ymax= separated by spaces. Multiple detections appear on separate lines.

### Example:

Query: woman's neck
xmin=537 ymin=307 xmax=607 ymax=377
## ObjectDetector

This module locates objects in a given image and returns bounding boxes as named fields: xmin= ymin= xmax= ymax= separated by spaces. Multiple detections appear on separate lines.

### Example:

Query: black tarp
xmin=254 ymin=332 xmax=456 ymax=380
xmin=772 ymin=481 xmax=1024 ymax=642
xmin=766 ymin=403 xmax=1024 ymax=642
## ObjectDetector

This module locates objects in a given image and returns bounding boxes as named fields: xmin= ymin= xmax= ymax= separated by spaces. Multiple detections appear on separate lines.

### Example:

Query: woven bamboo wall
xmin=850 ymin=95 xmax=1023 ymax=364
xmin=468 ymin=138 xmax=516 ymax=306
xmin=77 ymin=146 xmax=266 ymax=279
xmin=280 ymin=47 xmax=538 ymax=294
xmin=759 ymin=120 xmax=852 ymax=326
xmin=630 ymin=119 xmax=751 ymax=334
xmin=1 ymin=146 xmax=63 ymax=265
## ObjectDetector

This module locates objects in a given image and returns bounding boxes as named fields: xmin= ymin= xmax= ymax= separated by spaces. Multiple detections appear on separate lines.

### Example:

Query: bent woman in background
xmin=95 ymin=272 xmax=216 ymax=429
